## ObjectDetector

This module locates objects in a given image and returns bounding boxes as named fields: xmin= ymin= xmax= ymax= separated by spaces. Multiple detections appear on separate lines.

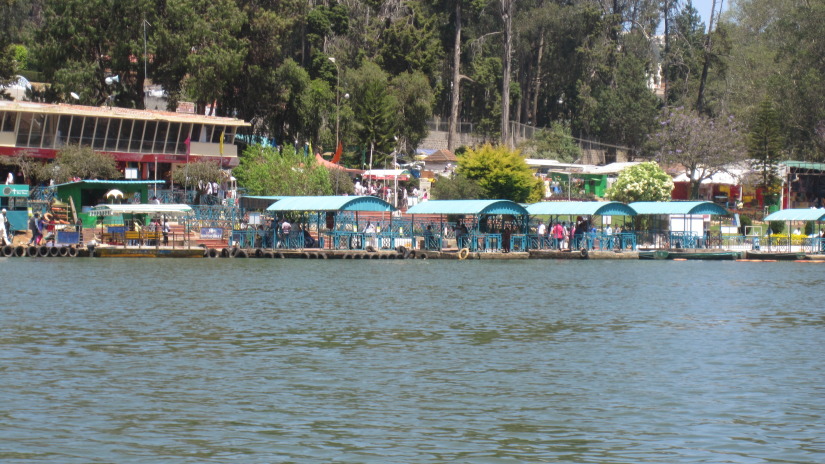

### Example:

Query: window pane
xmin=40 ymin=115 xmax=58 ymax=148
xmin=68 ymin=116 xmax=83 ymax=144
xmin=154 ymin=121 xmax=168 ymax=153
xmin=165 ymin=123 xmax=180 ymax=153
xmin=28 ymin=114 xmax=45 ymax=147
xmin=82 ymin=117 xmax=96 ymax=145
xmin=93 ymin=118 xmax=109 ymax=149
xmin=56 ymin=115 xmax=71 ymax=147
xmin=106 ymin=119 xmax=121 ymax=151
xmin=142 ymin=121 xmax=157 ymax=152
xmin=16 ymin=113 xmax=33 ymax=145
xmin=211 ymin=125 xmax=226 ymax=143
xmin=129 ymin=120 xmax=144 ymax=152
xmin=178 ymin=124 xmax=192 ymax=154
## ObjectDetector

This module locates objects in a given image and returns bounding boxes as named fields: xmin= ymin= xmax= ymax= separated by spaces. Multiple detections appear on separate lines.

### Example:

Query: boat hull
xmin=90 ymin=247 xmax=204 ymax=258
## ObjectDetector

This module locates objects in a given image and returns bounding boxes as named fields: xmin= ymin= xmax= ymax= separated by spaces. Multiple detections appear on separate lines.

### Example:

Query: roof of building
xmin=265 ymin=195 xmax=394 ymax=212
xmin=781 ymin=161 xmax=825 ymax=172
xmin=88 ymin=203 xmax=193 ymax=216
xmin=423 ymin=149 xmax=457 ymax=163
xmin=763 ymin=208 xmax=825 ymax=222
xmin=629 ymin=201 xmax=730 ymax=216
xmin=54 ymin=180 xmax=165 ymax=188
xmin=406 ymin=199 xmax=528 ymax=216
xmin=526 ymin=201 xmax=637 ymax=216
xmin=0 ymin=100 xmax=250 ymax=127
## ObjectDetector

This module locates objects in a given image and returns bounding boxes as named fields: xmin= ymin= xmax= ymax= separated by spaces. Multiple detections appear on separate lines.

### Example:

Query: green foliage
xmin=748 ymin=98 xmax=783 ymax=189
xmin=605 ymin=162 xmax=674 ymax=203
xmin=181 ymin=0 xmax=248 ymax=110
xmin=390 ymin=71 xmax=433 ymax=156
xmin=46 ymin=145 xmax=121 ymax=183
xmin=522 ymin=123 xmax=581 ymax=162
xmin=804 ymin=221 xmax=814 ymax=236
xmin=768 ymin=220 xmax=784 ymax=235
xmin=738 ymin=214 xmax=752 ymax=235
xmin=171 ymin=160 xmax=224 ymax=204
xmin=348 ymin=61 xmax=398 ymax=167
xmin=233 ymin=145 xmax=333 ymax=196
xmin=431 ymin=174 xmax=484 ymax=200
xmin=10 ymin=44 xmax=27 ymax=69
xmin=589 ymin=39 xmax=661 ymax=152
xmin=457 ymin=144 xmax=543 ymax=202
xmin=377 ymin=3 xmax=442 ymax=79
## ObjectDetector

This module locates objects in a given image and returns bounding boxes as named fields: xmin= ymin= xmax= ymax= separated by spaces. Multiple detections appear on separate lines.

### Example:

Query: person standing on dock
xmin=536 ymin=221 xmax=546 ymax=249
xmin=162 ymin=220 xmax=170 ymax=246
xmin=28 ymin=213 xmax=40 ymax=245
xmin=0 ymin=209 xmax=8 ymax=245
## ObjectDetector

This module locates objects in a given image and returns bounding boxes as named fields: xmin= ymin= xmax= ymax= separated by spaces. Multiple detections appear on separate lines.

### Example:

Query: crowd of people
xmin=352 ymin=181 xmax=428 ymax=209
xmin=534 ymin=219 xmax=625 ymax=250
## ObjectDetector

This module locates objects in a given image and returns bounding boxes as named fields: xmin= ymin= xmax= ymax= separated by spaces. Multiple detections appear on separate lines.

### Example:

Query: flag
xmin=219 ymin=131 xmax=225 ymax=156
xmin=332 ymin=140 xmax=343 ymax=164
xmin=184 ymin=135 xmax=191 ymax=161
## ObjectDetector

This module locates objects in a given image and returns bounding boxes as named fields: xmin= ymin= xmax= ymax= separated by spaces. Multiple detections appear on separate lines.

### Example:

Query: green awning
xmin=781 ymin=161 xmax=825 ymax=172
xmin=406 ymin=200 xmax=528 ymax=216
xmin=526 ymin=201 xmax=636 ymax=216
xmin=629 ymin=201 xmax=730 ymax=216
xmin=265 ymin=195 xmax=394 ymax=212
xmin=763 ymin=209 xmax=825 ymax=222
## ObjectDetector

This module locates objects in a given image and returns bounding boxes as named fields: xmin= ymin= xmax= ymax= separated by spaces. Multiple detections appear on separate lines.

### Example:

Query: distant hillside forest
xmin=1 ymin=0 xmax=824 ymax=164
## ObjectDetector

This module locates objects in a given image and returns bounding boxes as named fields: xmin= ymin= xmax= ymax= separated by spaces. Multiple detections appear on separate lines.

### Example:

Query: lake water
xmin=1 ymin=258 xmax=823 ymax=463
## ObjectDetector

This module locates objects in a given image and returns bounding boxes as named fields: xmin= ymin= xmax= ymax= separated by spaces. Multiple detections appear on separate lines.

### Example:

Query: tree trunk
xmin=447 ymin=1 xmax=462 ymax=151
xmin=531 ymin=30 xmax=544 ymax=126
xmin=696 ymin=0 xmax=719 ymax=114
xmin=663 ymin=0 xmax=670 ymax=105
xmin=500 ymin=0 xmax=514 ymax=148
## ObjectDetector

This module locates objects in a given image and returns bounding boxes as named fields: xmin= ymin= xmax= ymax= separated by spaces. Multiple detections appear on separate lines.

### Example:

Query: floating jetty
xmin=3 ymin=243 xmax=825 ymax=262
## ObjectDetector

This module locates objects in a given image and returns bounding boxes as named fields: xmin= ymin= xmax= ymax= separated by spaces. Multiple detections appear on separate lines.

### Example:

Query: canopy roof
xmin=526 ymin=201 xmax=636 ymax=217
xmin=361 ymin=169 xmax=410 ymax=181
xmin=240 ymin=195 xmax=290 ymax=210
xmin=763 ymin=208 xmax=825 ymax=222
xmin=89 ymin=204 xmax=193 ymax=217
xmin=406 ymin=199 xmax=528 ymax=217
xmin=265 ymin=195 xmax=394 ymax=212
xmin=55 ymin=179 xmax=165 ymax=188
xmin=629 ymin=201 xmax=730 ymax=216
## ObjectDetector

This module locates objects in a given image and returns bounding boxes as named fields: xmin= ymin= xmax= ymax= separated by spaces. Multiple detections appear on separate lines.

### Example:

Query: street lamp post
xmin=329 ymin=57 xmax=340 ymax=151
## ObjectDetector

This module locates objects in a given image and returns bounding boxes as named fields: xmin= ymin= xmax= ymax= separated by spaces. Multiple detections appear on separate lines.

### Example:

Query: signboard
xmin=200 ymin=227 xmax=223 ymax=240
xmin=1 ymin=184 xmax=30 ymax=197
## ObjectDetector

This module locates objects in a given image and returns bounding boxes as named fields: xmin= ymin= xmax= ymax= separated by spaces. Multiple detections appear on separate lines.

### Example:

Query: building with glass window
xmin=0 ymin=100 xmax=250 ymax=182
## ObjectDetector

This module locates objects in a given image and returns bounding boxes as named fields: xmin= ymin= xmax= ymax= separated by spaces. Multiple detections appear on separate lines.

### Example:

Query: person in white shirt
xmin=536 ymin=221 xmax=547 ymax=248
xmin=5 ymin=172 xmax=13 ymax=185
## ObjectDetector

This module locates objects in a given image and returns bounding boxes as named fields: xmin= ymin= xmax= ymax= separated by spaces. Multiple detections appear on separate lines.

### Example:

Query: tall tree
xmin=651 ymin=106 xmax=746 ymax=199
xmin=348 ymin=61 xmax=398 ymax=169
xmin=499 ymin=0 xmax=515 ymax=147
xmin=748 ymin=98 xmax=783 ymax=189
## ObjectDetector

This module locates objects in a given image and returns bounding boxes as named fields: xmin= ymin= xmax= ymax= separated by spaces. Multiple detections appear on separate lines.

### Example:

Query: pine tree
xmin=748 ymin=98 xmax=783 ymax=190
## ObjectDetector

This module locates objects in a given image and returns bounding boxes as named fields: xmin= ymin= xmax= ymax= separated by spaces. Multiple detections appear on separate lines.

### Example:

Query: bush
xmin=804 ymin=221 xmax=815 ymax=236
xmin=768 ymin=220 xmax=784 ymax=235
xmin=738 ymin=215 xmax=752 ymax=235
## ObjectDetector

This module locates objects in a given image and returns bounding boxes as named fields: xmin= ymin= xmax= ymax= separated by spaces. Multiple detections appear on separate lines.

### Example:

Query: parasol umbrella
xmin=105 ymin=189 xmax=125 ymax=204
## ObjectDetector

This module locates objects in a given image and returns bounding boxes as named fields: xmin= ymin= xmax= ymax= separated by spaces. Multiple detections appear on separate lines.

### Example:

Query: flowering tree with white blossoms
xmin=650 ymin=107 xmax=746 ymax=199
xmin=606 ymin=162 xmax=674 ymax=203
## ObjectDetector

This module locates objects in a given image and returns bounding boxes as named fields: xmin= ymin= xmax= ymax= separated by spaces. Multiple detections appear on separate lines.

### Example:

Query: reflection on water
xmin=1 ymin=259 xmax=823 ymax=463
